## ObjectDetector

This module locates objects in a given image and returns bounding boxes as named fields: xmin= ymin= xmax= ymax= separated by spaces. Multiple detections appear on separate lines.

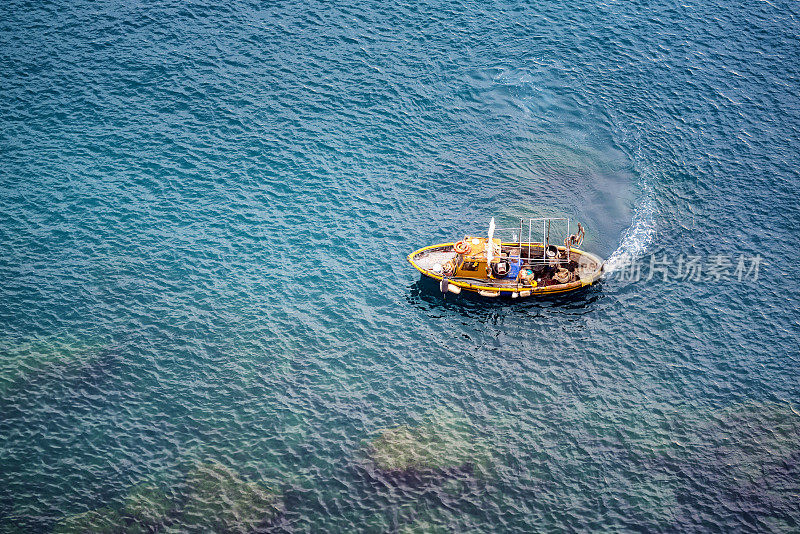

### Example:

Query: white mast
xmin=486 ymin=217 xmax=495 ymax=265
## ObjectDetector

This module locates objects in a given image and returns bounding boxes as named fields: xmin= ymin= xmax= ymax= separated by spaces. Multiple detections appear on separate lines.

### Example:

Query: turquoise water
xmin=1 ymin=0 xmax=799 ymax=531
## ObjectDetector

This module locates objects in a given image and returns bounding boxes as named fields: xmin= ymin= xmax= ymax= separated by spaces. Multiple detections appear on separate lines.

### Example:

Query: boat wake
xmin=603 ymin=173 xmax=657 ymax=273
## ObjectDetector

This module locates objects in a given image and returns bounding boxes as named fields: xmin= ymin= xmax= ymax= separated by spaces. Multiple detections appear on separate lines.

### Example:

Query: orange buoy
xmin=454 ymin=240 xmax=471 ymax=254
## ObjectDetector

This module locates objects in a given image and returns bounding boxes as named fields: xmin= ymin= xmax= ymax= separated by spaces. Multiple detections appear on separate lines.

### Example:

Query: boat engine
xmin=490 ymin=260 xmax=510 ymax=278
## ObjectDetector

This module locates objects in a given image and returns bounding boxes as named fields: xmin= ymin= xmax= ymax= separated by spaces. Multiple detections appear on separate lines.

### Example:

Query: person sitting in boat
xmin=518 ymin=267 xmax=535 ymax=286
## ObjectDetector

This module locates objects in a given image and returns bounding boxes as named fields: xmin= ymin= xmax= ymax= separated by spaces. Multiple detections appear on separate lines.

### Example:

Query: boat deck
xmin=409 ymin=242 xmax=604 ymax=294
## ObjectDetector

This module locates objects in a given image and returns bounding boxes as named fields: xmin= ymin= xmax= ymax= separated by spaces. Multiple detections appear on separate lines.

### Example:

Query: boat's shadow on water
xmin=406 ymin=276 xmax=603 ymax=317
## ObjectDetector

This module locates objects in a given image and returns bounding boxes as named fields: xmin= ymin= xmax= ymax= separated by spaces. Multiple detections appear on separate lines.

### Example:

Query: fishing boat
xmin=408 ymin=217 xmax=604 ymax=298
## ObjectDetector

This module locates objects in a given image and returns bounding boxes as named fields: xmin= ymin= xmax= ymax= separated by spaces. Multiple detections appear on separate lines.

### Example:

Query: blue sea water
xmin=1 ymin=0 xmax=799 ymax=531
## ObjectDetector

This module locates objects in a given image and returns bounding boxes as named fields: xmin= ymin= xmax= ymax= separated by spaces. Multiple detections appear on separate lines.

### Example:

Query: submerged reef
xmin=0 ymin=336 xmax=108 ymax=395
xmin=671 ymin=401 xmax=800 ymax=526
xmin=52 ymin=508 xmax=124 ymax=534
xmin=611 ymin=400 xmax=800 ymax=529
xmin=122 ymin=482 xmax=173 ymax=529
xmin=51 ymin=460 xmax=283 ymax=533
xmin=179 ymin=460 xmax=284 ymax=532
xmin=399 ymin=518 xmax=451 ymax=534
xmin=52 ymin=482 xmax=171 ymax=534
xmin=394 ymin=502 xmax=477 ymax=534
xmin=367 ymin=408 xmax=492 ymax=476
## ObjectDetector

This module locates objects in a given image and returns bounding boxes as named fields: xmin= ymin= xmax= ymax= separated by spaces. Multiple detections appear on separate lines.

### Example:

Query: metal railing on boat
xmin=490 ymin=217 xmax=573 ymax=265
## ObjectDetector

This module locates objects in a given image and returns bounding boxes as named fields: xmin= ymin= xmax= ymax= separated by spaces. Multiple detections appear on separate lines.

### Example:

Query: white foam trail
xmin=603 ymin=177 xmax=656 ymax=273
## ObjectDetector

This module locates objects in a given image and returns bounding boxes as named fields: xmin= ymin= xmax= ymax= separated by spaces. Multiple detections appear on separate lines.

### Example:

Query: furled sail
xmin=486 ymin=217 xmax=495 ymax=265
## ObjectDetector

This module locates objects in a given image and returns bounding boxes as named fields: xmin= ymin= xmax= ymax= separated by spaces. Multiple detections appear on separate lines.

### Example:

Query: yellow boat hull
xmin=407 ymin=242 xmax=604 ymax=298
